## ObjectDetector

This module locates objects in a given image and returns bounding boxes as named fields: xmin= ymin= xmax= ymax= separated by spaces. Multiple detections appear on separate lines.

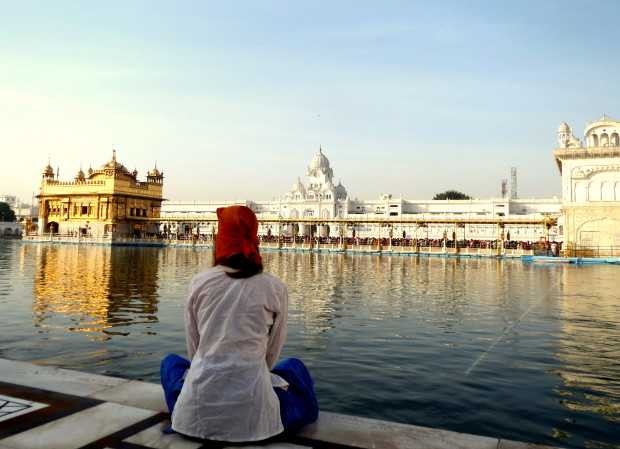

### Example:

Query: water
xmin=0 ymin=239 xmax=618 ymax=448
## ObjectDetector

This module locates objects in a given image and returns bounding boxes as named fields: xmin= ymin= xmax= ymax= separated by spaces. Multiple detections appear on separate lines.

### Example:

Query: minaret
xmin=558 ymin=122 xmax=571 ymax=148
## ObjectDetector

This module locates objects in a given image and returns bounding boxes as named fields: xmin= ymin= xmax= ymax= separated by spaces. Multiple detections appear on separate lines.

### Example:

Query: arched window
xmin=588 ymin=181 xmax=601 ymax=201
xmin=601 ymin=133 xmax=609 ymax=146
xmin=602 ymin=181 xmax=614 ymax=201
xmin=574 ymin=181 xmax=586 ymax=202
xmin=592 ymin=134 xmax=599 ymax=147
xmin=611 ymin=133 xmax=620 ymax=146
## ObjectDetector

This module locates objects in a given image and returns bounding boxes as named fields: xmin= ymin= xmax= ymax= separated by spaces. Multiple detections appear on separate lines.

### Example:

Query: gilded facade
xmin=554 ymin=115 xmax=620 ymax=251
xmin=37 ymin=152 xmax=164 ymax=237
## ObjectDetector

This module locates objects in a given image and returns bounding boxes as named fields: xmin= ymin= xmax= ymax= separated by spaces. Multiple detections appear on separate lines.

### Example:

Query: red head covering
xmin=215 ymin=206 xmax=262 ymax=265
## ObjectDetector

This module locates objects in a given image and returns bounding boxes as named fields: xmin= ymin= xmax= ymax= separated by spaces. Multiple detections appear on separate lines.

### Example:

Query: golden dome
xmin=99 ymin=150 xmax=130 ymax=174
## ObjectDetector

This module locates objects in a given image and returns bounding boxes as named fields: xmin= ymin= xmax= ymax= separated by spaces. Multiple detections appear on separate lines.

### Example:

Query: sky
xmin=2 ymin=0 xmax=619 ymax=205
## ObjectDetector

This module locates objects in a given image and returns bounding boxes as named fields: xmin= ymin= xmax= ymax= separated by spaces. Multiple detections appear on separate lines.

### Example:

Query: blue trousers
xmin=160 ymin=354 xmax=318 ymax=433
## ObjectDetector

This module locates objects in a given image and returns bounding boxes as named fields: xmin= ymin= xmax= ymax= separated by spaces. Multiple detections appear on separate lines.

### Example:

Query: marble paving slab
xmin=0 ymin=402 xmax=157 ymax=449
xmin=89 ymin=380 xmax=167 ymax=412
xmin=0 ymin=359 xmax=127 ymax=397
xmin=0 ymin=395 xmax=48 ymax=423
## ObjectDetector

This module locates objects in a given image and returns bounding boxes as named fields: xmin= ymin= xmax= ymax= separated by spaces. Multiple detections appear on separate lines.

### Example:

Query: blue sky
xmin=2 ymin=0 xmax=619 ymax=204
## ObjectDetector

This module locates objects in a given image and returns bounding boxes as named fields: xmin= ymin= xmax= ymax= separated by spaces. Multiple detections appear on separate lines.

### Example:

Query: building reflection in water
xmin=31 ymin=244 xmax=160 ymax=340
xmin=552 ymin=265 xmax=620 ymax=429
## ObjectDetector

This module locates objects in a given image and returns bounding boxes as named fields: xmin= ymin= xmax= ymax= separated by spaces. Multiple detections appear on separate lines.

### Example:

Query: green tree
xmin=0 ymin=202 xmax=17 ymax=222
xmin=433 ymin=190 xmax=472 ymax=200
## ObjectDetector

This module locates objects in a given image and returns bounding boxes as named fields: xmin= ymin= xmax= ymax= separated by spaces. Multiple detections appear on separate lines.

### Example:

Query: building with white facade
xmin=162 ymin=147 xmax=562 ymax=243
xmin=554 ymin=114 xmax=620 ymax=251
xmin=0 ymin=194 xmax=37 ymax=222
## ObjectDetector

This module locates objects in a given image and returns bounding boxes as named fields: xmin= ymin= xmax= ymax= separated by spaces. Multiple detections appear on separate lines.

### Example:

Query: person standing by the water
xmin=160 ymin=205 xmax=318 ymax=443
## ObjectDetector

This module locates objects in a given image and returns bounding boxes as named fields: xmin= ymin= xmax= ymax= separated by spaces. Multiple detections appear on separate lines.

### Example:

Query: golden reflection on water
xmin=28 ymin=243 xmax=161 ymax=340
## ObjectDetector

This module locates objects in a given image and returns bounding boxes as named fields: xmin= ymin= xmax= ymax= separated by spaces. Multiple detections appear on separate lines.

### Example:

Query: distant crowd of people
xmin=256 ymin=234 xmax=561 ymax=252
xmin=159 ymin=232 xmax=562 ymax=255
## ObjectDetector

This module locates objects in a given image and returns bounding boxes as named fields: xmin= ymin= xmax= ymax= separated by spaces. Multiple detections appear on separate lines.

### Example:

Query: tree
xmin=0 ymin=202 xmax=17 ymax=222
xmin=433 ymin=190 xmax=472 ymax=200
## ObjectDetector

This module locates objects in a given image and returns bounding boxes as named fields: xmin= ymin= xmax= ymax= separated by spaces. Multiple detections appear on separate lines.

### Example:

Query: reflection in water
xmin=1 ymin=240 xmax=618 ymax=449
xmin=551 ymin=266 xmax=620 ymax=442
xmin=31 ymin=244 xmax=161 ymax=340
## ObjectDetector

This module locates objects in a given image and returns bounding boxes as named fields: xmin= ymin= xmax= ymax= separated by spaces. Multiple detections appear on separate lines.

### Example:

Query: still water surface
xmin=0 ymin=239 xmax=618 ymax=448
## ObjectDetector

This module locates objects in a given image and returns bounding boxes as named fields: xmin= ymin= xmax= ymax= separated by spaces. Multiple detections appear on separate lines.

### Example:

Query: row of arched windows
xmin=574 ymin=181 xmax=620 ymax=201
xmin=588 ymin=132 xmax=620 ymax=147
xmin=288 ymin=209 xmax=332 ymax=219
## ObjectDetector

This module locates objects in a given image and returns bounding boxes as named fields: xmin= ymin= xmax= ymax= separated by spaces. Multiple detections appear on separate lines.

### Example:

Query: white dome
xmin=558 ymin=122 xmax=570 ymax=133
xmin=336 ymin=182 xmax=347 ymax=198
xmin=309 ymin=147 xmax=330 ymax=171
xmin=291 ymin=177 xmax=305 ymax=193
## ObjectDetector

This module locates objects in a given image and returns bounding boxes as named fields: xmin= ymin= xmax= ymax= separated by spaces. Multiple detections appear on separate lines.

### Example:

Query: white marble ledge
xmin=125 ymin=420 xmax=311 ymax=449
xmin=0 ymin=358 xmax=128 ymax=397
xmin=0 ymin=402 xmax=157 ymax=449
xmin=89 ymin=379 xmax=168 ymax=412
xmin=298 ymin=411 xmax=500 ymax=449
xmin=0 ymin=443 xmax=21 ymax=449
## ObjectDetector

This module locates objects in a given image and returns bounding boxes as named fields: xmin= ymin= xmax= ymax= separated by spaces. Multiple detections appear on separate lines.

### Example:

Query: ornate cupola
xmin=557 ymin=122 xmax=570 ymax=147
xmin=335 ymin=181 xmax=348 ymax=199
xmin=147 ymin=163 xmax=164 ymax=184
xmin=307 ymin=147 xmax=334 ymax=190
xmin=74 ymin=166 xmax=86 ymax=181
xmin=292 ymin=177 xmax=306 ymax=194
xmin=42 ymin=160 xmax=55 ymax=180
xmin=557 ymin=121 xmax=582 ymax=148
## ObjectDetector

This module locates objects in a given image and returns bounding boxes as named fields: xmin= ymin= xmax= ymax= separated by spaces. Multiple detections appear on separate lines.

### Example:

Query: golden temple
xmin=36 ymin=151 xmax=164 ymax=238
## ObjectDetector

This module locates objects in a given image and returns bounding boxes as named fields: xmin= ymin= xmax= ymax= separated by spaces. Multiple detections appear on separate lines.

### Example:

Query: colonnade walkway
xmin=0 ymin=358 xmax=561 ymax=449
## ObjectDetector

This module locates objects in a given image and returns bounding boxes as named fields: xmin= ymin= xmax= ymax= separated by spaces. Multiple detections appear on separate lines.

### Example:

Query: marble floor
xmin=0 ymin=358 xmax=561 ymax=449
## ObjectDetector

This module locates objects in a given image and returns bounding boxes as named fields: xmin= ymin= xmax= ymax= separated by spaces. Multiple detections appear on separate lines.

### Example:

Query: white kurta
xmin=171 ymin=265 xmax=289 ymax=442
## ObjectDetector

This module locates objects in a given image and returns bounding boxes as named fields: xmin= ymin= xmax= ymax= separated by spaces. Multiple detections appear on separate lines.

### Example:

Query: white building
xmin=0 ymin=194 xmax=37 ymax=222
xmin=162 ymin=147 xmax=562 ymax=243
xmin=554 ymin=114 xmax=620 ymax=251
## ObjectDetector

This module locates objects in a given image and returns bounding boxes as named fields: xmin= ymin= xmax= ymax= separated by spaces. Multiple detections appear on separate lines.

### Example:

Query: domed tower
xmin=307 ymin=146 xmax=334 ymax=184
xmin=335 ymin=181 xmax=348 ymax=200
xmin=557 ymin=121 xmax=582 ymax=148
xmin=285 ymin=177 xmax=306 ymax=201
xmin=557 ymin=122 xmax=571 ymax=148
xmin=147 ymin=163 xmax=164 ymax=184
xmin=74 ymin=167 xmax=86 ymax=182
xmin=42 ymin=160 xmax=55 ymax=180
